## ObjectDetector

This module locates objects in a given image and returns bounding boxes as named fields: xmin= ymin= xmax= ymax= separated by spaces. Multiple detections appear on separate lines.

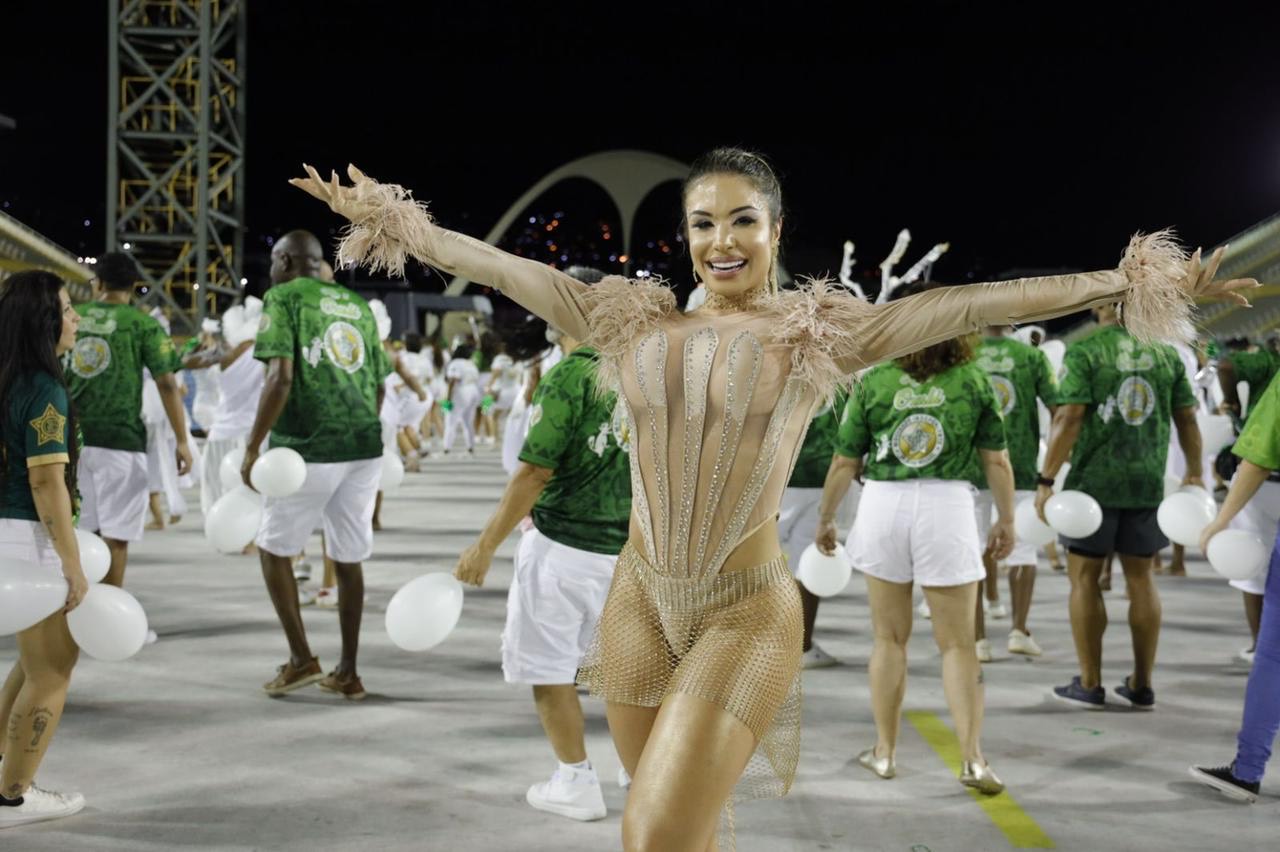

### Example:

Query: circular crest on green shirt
xmin=893 ymin=413 xmax=946 ymax=468
xmin=70 ymin=337 xmax=112 ymax=379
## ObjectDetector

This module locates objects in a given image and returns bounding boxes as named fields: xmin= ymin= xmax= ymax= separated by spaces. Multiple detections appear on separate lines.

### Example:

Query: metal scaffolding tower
xmin=107 ymin=0 xmax=246 ymax=332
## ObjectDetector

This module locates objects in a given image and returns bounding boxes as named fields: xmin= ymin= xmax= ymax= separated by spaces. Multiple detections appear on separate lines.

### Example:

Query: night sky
xmin=3 ymin=2 xmax=1278 ymax=311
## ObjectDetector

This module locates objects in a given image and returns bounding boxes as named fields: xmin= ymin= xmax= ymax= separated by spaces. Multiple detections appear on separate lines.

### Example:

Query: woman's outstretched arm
xmin=290 ymin=165 xmax=594 ymax=340
xmin=842 ymin=235 xmax=1257 ymax=371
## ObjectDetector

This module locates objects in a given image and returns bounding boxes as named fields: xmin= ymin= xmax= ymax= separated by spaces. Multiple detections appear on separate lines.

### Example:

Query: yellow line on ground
xmin=905 ymin=710 xmax=1055 ymax=849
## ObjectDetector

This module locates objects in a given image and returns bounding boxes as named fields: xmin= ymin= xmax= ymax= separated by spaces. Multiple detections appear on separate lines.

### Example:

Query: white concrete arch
xmin=445 ymin=149 xmax=688 ymax=293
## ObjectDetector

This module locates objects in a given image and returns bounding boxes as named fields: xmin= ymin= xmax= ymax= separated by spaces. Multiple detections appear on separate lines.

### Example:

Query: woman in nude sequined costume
xmin=290 ymin=151 xmax=1255 ymax=851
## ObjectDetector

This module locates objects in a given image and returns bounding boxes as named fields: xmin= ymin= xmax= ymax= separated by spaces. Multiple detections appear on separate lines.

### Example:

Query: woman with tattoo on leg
xmin=292 ymin=153 xmax=1254 ymax=851
xmin=0 ymin=271 xmax=91 ymax=827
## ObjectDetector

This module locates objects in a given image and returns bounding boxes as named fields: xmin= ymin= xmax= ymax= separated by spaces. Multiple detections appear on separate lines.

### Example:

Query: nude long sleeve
xmin=845 ymin=269 xmax=1129 ymax=370
xmin=414 ymin=227 xmax=595 ymax=342
xmin=332 ymin=182 xmax=595 ymax=341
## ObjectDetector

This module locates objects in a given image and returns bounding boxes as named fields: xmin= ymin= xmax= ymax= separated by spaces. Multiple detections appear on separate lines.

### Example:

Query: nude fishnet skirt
xmin=578 ymin=542 xmax=804 ymax=801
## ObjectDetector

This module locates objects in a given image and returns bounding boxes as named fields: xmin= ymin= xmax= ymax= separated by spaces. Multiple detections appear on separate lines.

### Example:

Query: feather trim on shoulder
xmin=582 ymin=275 xmax=676 ymax=398
xmin=773 ymin=277 xmax=875 ymax=405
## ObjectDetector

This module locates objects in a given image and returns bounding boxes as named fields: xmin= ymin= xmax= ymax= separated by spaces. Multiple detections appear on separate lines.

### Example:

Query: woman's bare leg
xmin=924 ymin=582 xmax=986 ymax=763
xmin=0 ymin=613 xmax=79 ymax=797
xmin=864 ymin=575 xmax=913 ymax=758
xmin=619 ymin=694 xmax=756 ymax=852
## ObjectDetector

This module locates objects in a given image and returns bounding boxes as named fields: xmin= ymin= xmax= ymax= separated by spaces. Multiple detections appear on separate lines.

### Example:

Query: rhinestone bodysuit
xmin=342 ymin=215 xmax=1136 ymax=808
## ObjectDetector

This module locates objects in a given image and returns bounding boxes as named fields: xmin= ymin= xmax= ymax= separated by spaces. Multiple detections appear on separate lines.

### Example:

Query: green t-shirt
xmin=1233 ymin=372 xmax=1280 ymax=471
xmin=254 ymin=278 xmax=392 ymax=463
xmin=67 ymin=302 xmax=180 ymax=452
xmin=1229 ymin=349 xmax=1280 ymax=421
xmin=2 ymin=371 xmax=72 ymax=522
xmin=1056 ymin=325 xmax=1196 ymax=509
xmin=518 ymin=347 xmax=631 ymax=555
xmin=971 ymin=336 xmax=1058 ymax=489
xmin=787 ymin=393 xmax=847 ymax=489
xmin=835 ymin=361 xmax=1006 ymax=483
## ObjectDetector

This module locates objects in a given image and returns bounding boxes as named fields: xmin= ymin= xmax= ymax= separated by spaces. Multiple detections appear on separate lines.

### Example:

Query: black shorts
xmin=1060 ymin=507 xmax=1168 ymax=559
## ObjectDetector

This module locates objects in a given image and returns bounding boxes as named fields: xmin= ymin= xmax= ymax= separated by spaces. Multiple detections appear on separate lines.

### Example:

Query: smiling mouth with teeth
xmin=710 ymin=260 xmax=747 ymax=272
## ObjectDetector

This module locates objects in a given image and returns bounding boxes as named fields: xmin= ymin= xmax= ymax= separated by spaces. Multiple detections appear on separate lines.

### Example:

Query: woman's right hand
xmin=815 ymin=519 xmax=838 ymax=557
xmin=64 ymin=568 xmax=89 ymax=613
xmin=289 ymin=164 xmax=382 ymax=223
xmin=1199 ymin=517 xmax=1229 ymax=555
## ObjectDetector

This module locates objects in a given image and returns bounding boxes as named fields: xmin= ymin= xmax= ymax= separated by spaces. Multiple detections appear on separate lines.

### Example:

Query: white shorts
xmin=255 ymin=457 xmax=381 ymax=562
xmin=778 ymin=484 xmax=862 ymax=577
xmin=0 ymin=518 xmax=61 ymax=579
xmin=1228 ymin=480 xmax=1280 ymax=595
xmin=847 ymin=479 xmax=985 ymax=587
xmin=974 ymin=489 xmax=1040 ymax=566
xmin=397 ymin=394 xmax=432 ymax=429
xmin=501 ymin=528 xmax=616 ymax=685
xmin=78 ymin=447 xmax=149 ymax=542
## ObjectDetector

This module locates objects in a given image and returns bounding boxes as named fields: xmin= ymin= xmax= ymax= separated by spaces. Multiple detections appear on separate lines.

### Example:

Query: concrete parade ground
xmin=2 ymin=448 xmax=1274 ymax=851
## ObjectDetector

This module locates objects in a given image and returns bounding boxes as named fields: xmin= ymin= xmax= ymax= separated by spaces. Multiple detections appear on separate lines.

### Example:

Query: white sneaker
xmin=315 ymin=587 xmax=339 ymax=609
xmin=917 ymin=598 xmax=932 ymax=620
xmin=1238 ymin=647 xmax=1256 ymax=666
xmin=1007 ymin=629 xmax=1042 ymax=657
xmin=0 ymin=784 xmax=86 ymax=828
xmin=617 ymin=768 xmax=631 ymax=790
xmin=985 ymin=599 xmax=1008 ymax=619
xmin=976 ymin=638 xmax=993 ymax=663
xmin=802 ymin=643 xmax=840 ymax=669
xmin=298 ymin=586 xmax=319 ymax=607
xmin=526 ymin=765 xmax=607 ymax=821
xmin=293 ymin=560 xmax=312 ymax=583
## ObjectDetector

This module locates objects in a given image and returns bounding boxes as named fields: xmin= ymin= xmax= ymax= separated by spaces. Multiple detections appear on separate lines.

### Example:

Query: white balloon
xmin=1044 ymin=490 xmax=1103 ymax=538
xmin=1180 ymin=485 xmax=1217 ymax=514
xmin=204 ymin=485 xmax=264 ymax=554
xmin=385 ymin=573 xmax=464 ymax=651
xmin=380 ymin=452 xmax=405 ymax=492
xmin=75 ymin=529 xmax=112 ymax=584
xmin=0 ymin=560 xmax=67 ymax=636
xmin=1055 ymin=462 xmax=1070 ymax=491
xmin=796 ymin=544 xmax=852 ymax=597
xmin=67 ymin=584 xmax=148 ymax=661
xmin=1156 ymin=492 xmax=1218 ymax=547
xmin=1014 ymin=499 xmax=1056 ymax=546
xmin=250 ymin=447 xmax=307 ymax=498
xmin=219 ymin=446 xmax=246 ymax=492
xmin=1163 ymin=473 xmax=1182 ymax=499
xmin=1206 ymin=530 xmax=1271 ymax=581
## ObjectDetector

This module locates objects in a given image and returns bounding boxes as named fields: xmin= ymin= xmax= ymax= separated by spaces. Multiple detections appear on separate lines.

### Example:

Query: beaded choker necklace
xmin=700 ymin=287 xmax=771 ymax=312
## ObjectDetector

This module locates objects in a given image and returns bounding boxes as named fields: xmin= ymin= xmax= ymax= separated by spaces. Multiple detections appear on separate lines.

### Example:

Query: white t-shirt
xmin=446 ymin=358 xmax=481 ymax=387
xmin=208 ymin=347 xmax=266 ymax=442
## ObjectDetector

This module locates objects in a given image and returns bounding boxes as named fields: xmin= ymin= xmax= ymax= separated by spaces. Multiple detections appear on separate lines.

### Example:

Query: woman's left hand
xmin=986 ymin=520 xmax=1015 ymax=562
xmin=1182 ymin=246 xmax=1259 ymax=306
xmin=64 ymin=568 xmax=89 ymax=613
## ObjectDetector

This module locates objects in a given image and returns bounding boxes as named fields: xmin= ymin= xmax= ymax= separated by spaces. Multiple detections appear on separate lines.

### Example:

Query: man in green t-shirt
xmin=243 ymin=230 xmax=392 ymax=701
xmin=778 ymin=393 xmax=850 ymax=668
xmin=67 ymin=251 xmax=191 ymax=588
xmin=1037 ymin=304 xmax=1203 ymax=710
xmin=971 ymin=326 xmax=1059 ymax=660
xmin=453 ymin=267 xmax=630 ymax=823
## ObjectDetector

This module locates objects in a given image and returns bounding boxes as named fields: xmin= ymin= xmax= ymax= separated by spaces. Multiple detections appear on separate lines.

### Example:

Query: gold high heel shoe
xmin=960 ymin=760 xmax=1005 ymax=795
xmin=857 ymin=748 xmax=896 ymax=779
